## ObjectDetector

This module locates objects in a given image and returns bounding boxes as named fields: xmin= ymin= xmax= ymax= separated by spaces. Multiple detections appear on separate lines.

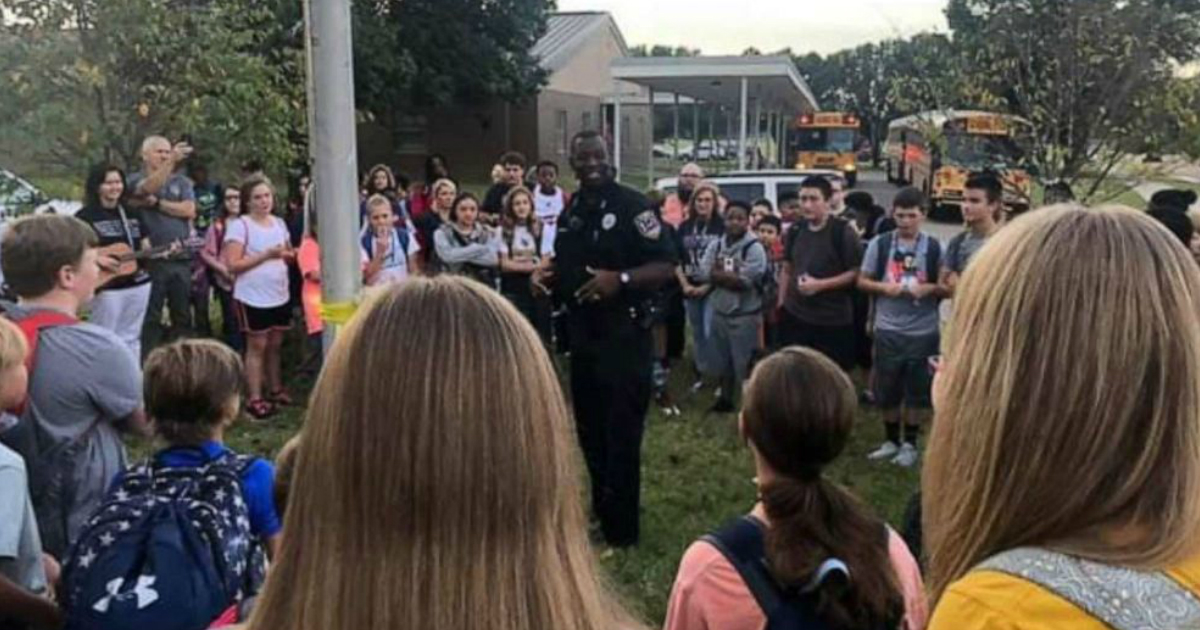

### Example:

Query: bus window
xmin=797 ymin=129 xmax=855 ymax=153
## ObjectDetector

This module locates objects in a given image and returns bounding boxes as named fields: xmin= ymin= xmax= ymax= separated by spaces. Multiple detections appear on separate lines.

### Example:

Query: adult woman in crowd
xmin=664 ymin=346 xmax=926 ymax=630
xmin=223 ymin=176 xmax=294 ymax=419
xmin=76 ymin=163 xmax=154 ymax=359
xmin=244 ymin=277 xmax=640 ymax=630
xmin=199 ymin=184 xmax=245 ymax=352
xmin=925 ymin=205 xmax=1200 ymax=628
xmin=674 ymin=181 xmax=724 ymax=392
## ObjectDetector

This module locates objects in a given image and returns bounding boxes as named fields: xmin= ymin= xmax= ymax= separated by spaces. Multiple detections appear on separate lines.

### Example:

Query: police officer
xmin=534 ymin=130 xmax=676 ymax=547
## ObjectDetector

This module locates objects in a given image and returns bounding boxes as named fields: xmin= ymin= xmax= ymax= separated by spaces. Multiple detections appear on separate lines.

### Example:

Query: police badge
xmin=634 ymin=210 xmax=662 ymax=241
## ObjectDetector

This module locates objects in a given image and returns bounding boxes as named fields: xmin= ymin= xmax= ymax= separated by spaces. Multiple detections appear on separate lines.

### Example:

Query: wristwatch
xmin=619 ymin=272 xmax=631 ymax=286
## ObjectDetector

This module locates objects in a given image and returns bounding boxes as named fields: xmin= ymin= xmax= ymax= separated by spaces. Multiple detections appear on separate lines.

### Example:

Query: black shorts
xmin=778 ymin=313 xmax=856 ymax=371
xmin=235 ymin=301 xmax=292 ymax=334
xmin=873 ymin=330 xmax=939 ymax=409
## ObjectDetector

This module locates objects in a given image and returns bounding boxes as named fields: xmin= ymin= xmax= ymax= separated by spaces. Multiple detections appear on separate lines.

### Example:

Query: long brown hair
xmin=742 ymin=347 xmax=903 ymax=629
xmin=925 ymin=204 xmax=1200 ymax=603
xmin=501 ymin=185 xmax=541 ymax=252
xmin=246 ymin=277 xmax=638 ymax=630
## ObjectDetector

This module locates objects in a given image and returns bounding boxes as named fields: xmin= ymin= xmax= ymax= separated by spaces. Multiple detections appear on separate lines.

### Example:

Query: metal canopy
xmin=611 ymin=55 xmax=817 ymax=113
xmin=609 ymin=55 xmax=819 ymax=178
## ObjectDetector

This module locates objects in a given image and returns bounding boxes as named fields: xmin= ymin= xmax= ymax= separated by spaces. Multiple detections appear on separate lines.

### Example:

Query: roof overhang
xmin=610 ymin=55 xmax=818 ymax=113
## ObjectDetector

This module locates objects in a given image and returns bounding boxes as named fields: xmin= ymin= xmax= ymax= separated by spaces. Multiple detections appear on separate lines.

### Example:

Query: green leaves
xmin=0 ymin=0 xmax=303 ymax=176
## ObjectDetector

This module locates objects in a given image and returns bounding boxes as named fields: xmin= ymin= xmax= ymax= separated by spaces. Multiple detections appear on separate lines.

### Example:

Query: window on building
xmin=557 ymin=110 xmax=569 ymax=156
xmin=582 ymin=111 xmax=593 ymax=131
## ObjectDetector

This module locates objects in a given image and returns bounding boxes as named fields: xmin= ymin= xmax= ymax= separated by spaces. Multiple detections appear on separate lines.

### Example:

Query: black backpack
xmin=703 ymin=516 xmax=896 ymax=630
xmin=870 ymin=232 xmax=941 ymax=286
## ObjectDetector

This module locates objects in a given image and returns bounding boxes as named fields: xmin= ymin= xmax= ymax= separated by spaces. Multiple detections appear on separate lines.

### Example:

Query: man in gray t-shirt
xmin=128 ymin=135 xmax=196 ymax=356
xmin=857 ymin=188 xmax=942 ymax=468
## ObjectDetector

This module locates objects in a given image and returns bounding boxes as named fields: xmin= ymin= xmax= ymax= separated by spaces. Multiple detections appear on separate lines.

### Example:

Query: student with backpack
xmin=363 ymin=194 xmax=422 ymax=287
xmin=926 ymin=207 xmax=1200 ymax=629
xmin=61 ymin=339 xmax=277 ymax=630
xmin=857 ymin=188 xmax=942 ymax=469
xmin=0 ymin=214 xmax=150 ymax=561
xmin=779 ymin=177 xmax=863 ymax=371
xmin=664 ymin=347 xmax=927 ymax=630
xmin=0 ymin=318 xmax=62 ymax=630
xmin=696 ymin=202 xmax=767 ymax=414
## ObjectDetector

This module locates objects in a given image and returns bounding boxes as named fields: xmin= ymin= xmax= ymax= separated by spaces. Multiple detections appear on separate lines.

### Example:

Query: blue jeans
xmin=685 ymin=295 xmax=715 ymax=377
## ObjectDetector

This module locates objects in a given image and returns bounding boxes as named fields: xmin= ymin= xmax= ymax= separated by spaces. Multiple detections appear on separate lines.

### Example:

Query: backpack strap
xmin=976 ymin=547 xmax=1200 ymax=630
xmin=873 ymin=232 xmax=894 ymax=281
xmin=702 ymin=516 xmax=785 ymax=617
xmin=6 ymin=309 xmax=78 ymax=415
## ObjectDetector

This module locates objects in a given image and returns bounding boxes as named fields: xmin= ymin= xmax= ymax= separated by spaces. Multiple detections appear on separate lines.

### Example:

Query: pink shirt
xmin=298 ymin=236 xmax=323 ymax=335
xmin=664 ymin=526 xmax=928 ymax=630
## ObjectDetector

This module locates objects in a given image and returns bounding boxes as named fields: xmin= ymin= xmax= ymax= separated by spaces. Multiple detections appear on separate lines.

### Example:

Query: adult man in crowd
xmin=779 ymin=176 xmax=863 ymax=371
xmin=940 ymin=172 xmax=1003 ymax=299
xmin=661 ymin=162 xmax=704 ymax=227
xmin=481 ymin=151 xmax=526 ymax=226
xmin=0 ymin=214 xmax=149 ymax=559
xmin=857 ymin=187 xmax=942 ymax=468
xmin=535 ymin=130 xmax=675 ymax=547
xmin=128 ymin=136 xmax=196 ymax=356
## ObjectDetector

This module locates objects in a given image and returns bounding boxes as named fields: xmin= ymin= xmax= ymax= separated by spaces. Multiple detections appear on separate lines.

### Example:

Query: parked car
xmin=654 ymin=169 xmax=843 ymax=208
xmin=0 ymin=169 xmax=81 ymax=224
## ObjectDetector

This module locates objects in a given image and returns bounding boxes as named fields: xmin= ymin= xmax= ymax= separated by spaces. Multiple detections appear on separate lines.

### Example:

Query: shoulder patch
xmin=634 ymin=210 xmax=662 ymax=241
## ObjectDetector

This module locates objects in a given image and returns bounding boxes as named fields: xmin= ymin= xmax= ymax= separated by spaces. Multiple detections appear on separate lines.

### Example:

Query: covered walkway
xmin=609 ymin=55 xmax=819 ymax=185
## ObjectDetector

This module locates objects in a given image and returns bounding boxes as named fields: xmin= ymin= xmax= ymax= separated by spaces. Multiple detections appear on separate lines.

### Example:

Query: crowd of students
xmin=3 ymin=132 xmax=1200 ymax=630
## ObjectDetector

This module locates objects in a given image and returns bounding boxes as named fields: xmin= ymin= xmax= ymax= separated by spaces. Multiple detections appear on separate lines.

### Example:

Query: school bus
xmin=884 ymin=110 xmax=1034 ymax=215
xmin=792 ymin=112 xmax=861 ymax=186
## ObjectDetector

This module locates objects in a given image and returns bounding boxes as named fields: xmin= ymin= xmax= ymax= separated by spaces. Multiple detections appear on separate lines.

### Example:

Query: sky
xmin=555 ymin=0 xmax=949 ymax=56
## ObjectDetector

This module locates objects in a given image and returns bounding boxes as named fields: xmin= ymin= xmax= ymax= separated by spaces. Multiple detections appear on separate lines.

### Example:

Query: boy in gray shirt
xmin=0 ymin=215 xmax=149 ymax=560
xmin=857 ymin=188 xmax=942 ymax=468
xmin=698 ymin=202 xmax=767 ymax=413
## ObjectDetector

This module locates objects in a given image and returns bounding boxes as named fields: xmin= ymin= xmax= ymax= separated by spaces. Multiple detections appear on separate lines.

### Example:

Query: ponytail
xmin=760 ymin=476 xmax=902 ymax=629
xmin=742 ymin=347 xmax=905 ymax=629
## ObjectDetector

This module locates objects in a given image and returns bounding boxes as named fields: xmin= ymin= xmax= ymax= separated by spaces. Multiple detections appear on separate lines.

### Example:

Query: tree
xmin=0 ymin=0 xmax=304 ymax=176
xmin=946 ymin=0 xmax=1200 ymax=197
xmin=351 ymin=0 xmax=551 ymax=124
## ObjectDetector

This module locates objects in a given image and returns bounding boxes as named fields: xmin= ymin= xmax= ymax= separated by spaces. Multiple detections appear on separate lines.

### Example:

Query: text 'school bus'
xmin=884 ymin=110 xmax=1034 ymax=216
xmin=792 ymin=112 xmax=861 ymax=187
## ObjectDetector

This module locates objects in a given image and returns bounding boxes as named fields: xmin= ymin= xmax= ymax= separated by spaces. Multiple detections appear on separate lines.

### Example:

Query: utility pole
xmin=308 ymin=0 xmax=361 ymax=350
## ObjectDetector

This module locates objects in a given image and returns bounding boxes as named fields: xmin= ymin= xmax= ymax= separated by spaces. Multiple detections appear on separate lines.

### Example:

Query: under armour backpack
xmin=61 ymin=452 xmax=266 ymax=630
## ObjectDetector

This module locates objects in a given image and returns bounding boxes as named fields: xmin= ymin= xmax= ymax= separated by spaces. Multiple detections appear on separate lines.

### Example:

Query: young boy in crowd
xmin=481 ymin=151 xmax=526 ymax=225
xmin=777 ymin=191 xmax=802 ymax=234
xmin=698 ymin=202 xmax=768 ymax=413
xmin=363 ymin=194 xmax=422 ymax=287
xmin=0 ymin=214 xmax=148 ymax=560
xmin=142 ymin=339 xmax=283 ymax=558
xmin=0 ymin=319 xmax=61 ymax=630
xmin=533 ymin=161 xmax=569 ymax=258
xmin=857 ymin=188 xmax=942 ymax=468
xmin=755 ymin=214 xmax=784 ymax=350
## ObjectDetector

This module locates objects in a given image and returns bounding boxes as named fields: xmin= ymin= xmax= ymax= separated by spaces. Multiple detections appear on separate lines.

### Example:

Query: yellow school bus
xmin=884 ymin=110 xmax=1034 ymax=215
xmin=792 ymin=112 xmax=861 ymax=186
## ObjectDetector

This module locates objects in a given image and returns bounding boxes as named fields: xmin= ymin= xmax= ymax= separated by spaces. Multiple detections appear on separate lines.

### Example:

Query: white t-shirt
xmin=365 ymin=228 xmax=421 ymax=286
xmin=498 ymin=225 xmax=540 ymax=263
xmin=533 ymin=187 xmax=566 ymax=257
xmin=224 ymin=216 xmax=291 ymax=308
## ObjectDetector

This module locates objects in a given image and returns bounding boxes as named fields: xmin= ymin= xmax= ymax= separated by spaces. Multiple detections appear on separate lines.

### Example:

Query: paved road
xmin=853 ymin=169 xmax=964 ymax=243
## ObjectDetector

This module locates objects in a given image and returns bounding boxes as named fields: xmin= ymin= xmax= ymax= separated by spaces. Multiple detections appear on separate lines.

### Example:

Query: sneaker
xmin=867 ymin=441 xmax=900 ymax=461
xmin=690 ymin=380 xmax=705 ymax=394
xmin=891 ymin=443 xmax=919 ymax=468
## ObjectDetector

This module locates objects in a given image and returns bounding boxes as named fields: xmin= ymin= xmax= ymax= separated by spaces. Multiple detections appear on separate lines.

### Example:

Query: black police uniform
xmin=554 ymin=179 xmax=676 ymax=546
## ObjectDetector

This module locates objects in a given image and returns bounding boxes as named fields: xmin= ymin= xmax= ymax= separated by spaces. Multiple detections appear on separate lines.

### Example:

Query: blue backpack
xmin=61 ymin=452 xmax=266 ymax=630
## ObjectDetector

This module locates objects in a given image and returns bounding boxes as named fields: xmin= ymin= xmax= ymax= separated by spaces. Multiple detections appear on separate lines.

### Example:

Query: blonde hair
xmin=247 ymin=277 xmax=638 ymax=630
xmin=430 ymin=177 xmax=457 ymax=200
xmin=365 ymin=193 xmax=392 ymax=216
xmin=0 ymin=317 xmax=28 ymax=373
xmin=924 ymin=204 xmax=1200 ymax=602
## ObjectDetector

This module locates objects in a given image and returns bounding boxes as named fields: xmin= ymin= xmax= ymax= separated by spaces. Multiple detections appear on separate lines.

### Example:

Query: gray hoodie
xmin=697 ymin=232 xmax=768 ymax=317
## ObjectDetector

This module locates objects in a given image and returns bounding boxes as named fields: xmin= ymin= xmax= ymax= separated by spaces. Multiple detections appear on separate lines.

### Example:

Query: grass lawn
xmin=131 ymin=325 xmax=920 ymax=626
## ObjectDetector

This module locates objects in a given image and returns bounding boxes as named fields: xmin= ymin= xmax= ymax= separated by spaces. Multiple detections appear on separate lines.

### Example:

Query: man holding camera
xmin=128 ymin=135 xmax=197 ymax=356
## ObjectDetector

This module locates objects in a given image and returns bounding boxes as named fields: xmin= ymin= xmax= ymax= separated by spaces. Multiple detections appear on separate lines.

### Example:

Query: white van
xmin=654 ymin=169 xmax=843 ymax=208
